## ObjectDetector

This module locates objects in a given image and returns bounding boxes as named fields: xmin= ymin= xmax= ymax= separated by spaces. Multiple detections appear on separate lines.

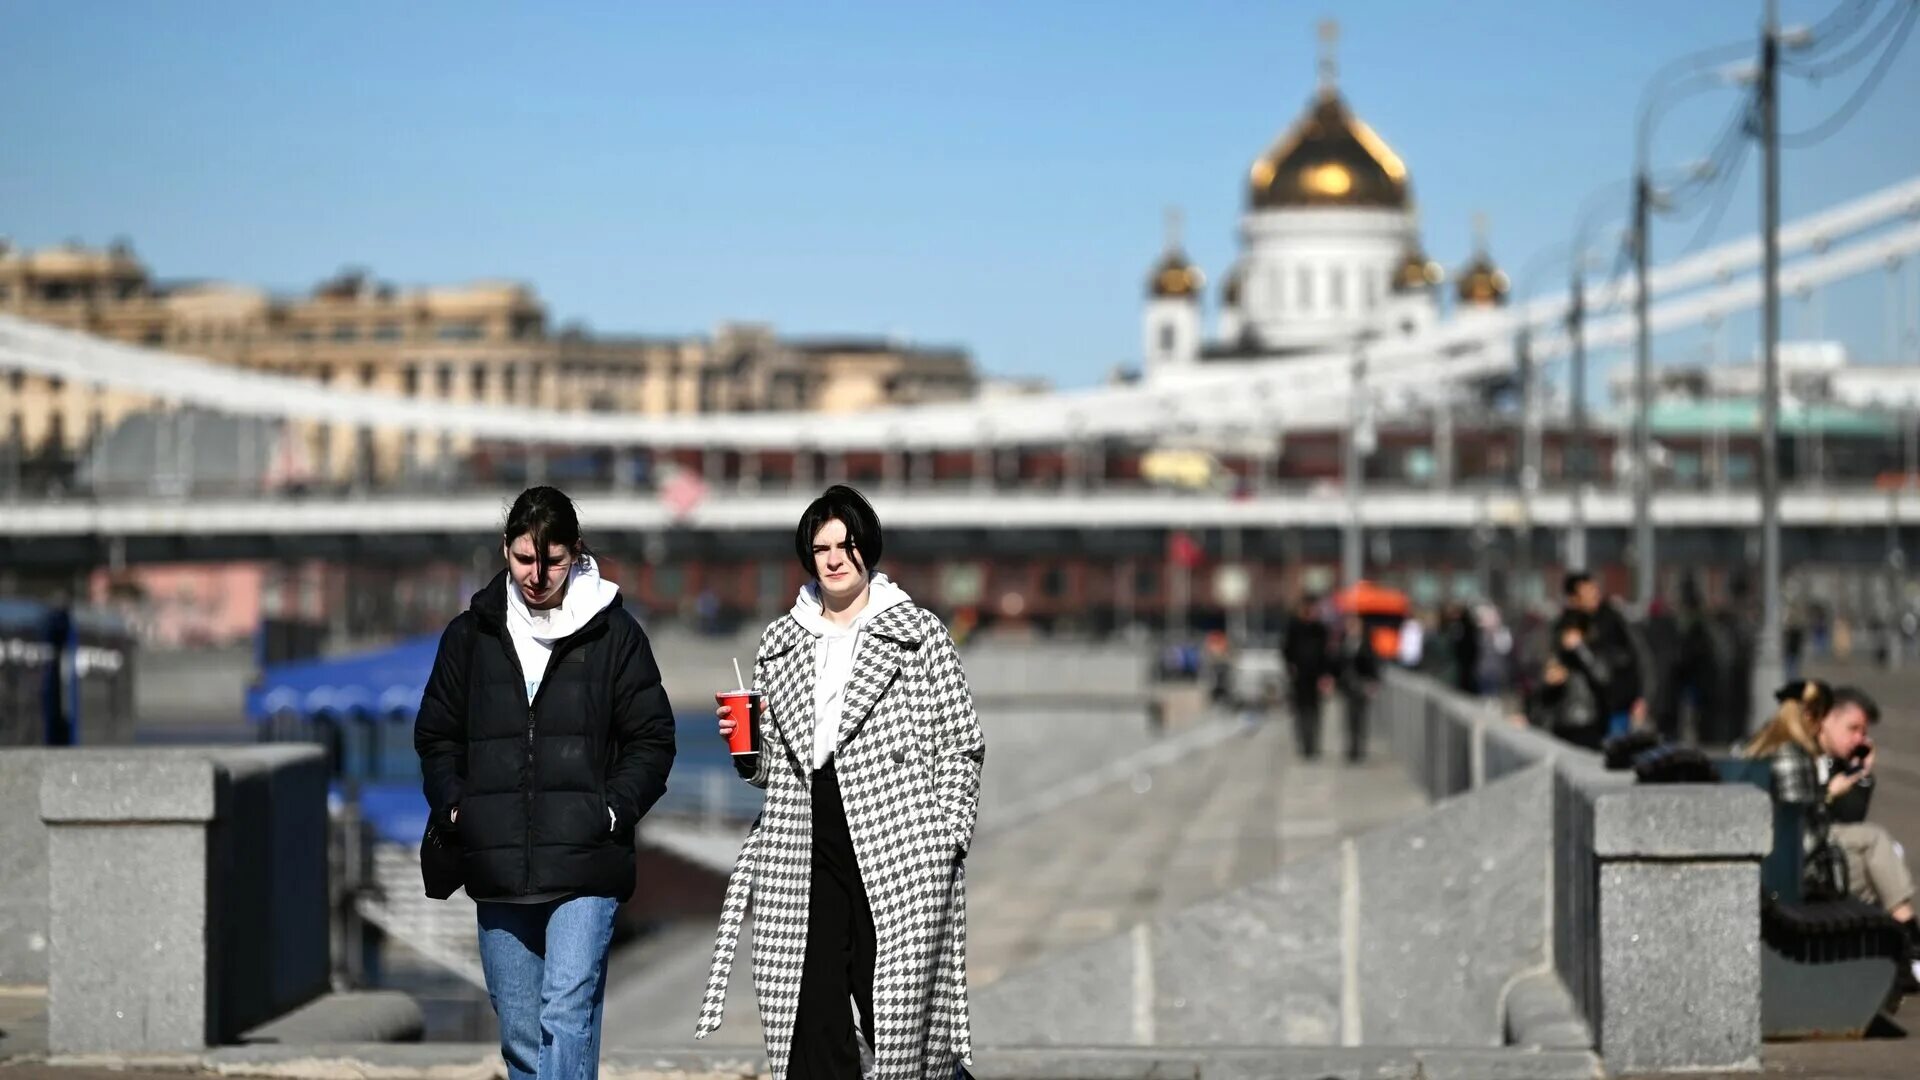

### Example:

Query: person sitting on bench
xmin=1741 ymin=680 xmax=1849 ymax=900
xmin=1817 ymin=685 xmax=1918 ymax=991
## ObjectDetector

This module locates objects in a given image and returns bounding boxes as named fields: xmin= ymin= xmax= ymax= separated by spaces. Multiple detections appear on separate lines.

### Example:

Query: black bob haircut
xmin=794 ymin=485 xmax=883 ymax=579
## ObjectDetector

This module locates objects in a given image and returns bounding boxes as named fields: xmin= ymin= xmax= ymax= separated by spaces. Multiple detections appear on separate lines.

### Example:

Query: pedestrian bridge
xmin=13 ymin=483 xmax=1920 ymax=539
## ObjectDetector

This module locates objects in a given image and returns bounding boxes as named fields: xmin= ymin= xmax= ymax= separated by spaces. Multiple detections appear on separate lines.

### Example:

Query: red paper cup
xmin=716 ymin=689 xmax=763 ymax=756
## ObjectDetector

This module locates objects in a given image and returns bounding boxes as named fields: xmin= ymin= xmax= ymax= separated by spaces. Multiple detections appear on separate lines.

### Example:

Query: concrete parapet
xmin=1554 ymin=763 xmax=1767 ymax=1074
xmin=1381 ymin=670 xmax=1769 ymax=1076
xmin=973 ymin=762 xmax=1554 ymax=1050
xmin=0 ymin=749 xmax=59 ymax=984
xmin=28 ymin=745 xmax=331 ymax=1054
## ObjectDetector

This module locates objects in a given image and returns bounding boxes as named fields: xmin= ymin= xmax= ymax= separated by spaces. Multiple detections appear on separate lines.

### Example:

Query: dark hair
xmin=1831 ymin=685 xmax=1881 ymax=725
xmin=1563 ymin=571 xmax=1593 ymax=598
xmin=504 ymin=486 xmax=584 ymax=587
xmin=794 ymin=485 xmax=883 ymax=579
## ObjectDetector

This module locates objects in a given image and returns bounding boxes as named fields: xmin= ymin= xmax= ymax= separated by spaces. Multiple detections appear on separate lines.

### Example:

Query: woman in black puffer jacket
xmin=415 ymin=486 xmax=675 ymax=1080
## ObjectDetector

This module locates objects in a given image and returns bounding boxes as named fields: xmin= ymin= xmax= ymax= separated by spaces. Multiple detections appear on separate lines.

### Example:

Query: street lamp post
xmin=1568 ymin=265 xmax=1591 ymax=571
xmin=1343 ymin=343 xmax=1369 ymax=587
xmin=1632 ymin=171 xmax=1656 ymax=609
xmin=1752 ymin=0 xmax=1786 ymax=727
xmin=1627 ymin=37 xmax=1757 ymax=610
xmin=1517 ymin=323 xmax=1539 ymax=600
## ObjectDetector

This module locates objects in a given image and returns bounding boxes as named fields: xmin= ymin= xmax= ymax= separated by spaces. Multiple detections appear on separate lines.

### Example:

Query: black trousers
xmin=1290 ymin=682 xmax=1323 ymax=759
xmin=1342 ymin=687 xmax=1369 ymax=762
xmin=789 ymin=761 xmax=877 ymax=1079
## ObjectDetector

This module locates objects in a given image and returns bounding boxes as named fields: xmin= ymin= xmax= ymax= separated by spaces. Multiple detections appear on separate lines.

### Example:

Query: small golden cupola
xmin=1455 ymin=213 xmax=1510 ymax=308
xmin=1248 ymin=21 xmax=1410 ymax=212
xmin=1146 ymin=209 xmax=1204 ymax=301
xmin=1393 ymin=247 xmax=1443 ymax=293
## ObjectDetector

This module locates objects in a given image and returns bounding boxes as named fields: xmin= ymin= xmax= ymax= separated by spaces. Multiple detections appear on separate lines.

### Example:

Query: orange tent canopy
xmin=1335 ymin=580 xmax=1411 ymax=618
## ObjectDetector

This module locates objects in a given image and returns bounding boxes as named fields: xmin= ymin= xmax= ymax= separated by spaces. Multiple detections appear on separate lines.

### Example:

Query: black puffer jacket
xmin=414 ymin=571 xmax=675 ymax=901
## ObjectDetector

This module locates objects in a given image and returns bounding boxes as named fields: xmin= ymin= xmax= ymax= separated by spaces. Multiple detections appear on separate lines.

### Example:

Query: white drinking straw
xmin=732 ymin=657 xmax=745 ymax=691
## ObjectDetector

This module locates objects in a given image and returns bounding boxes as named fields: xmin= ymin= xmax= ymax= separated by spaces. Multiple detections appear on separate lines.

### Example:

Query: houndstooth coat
xmin=695 ymin=602 xmax=984 ymax=1079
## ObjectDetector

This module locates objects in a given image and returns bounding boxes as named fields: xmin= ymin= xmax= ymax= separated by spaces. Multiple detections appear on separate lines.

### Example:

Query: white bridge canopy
xmin=3 ymin=176 xmax=1918 ymax=450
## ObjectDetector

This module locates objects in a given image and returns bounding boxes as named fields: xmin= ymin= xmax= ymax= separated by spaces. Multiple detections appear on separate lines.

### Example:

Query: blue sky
xmin=3 ymin=2 xmax=1916 ymax=391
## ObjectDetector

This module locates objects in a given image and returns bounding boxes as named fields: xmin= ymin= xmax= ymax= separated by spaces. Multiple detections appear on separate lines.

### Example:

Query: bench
xmin=1717 ymin=757 xmax=1904 ymax=1038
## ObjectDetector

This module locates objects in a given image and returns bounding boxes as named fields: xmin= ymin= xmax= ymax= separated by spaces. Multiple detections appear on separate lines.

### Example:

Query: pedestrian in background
xmin=697 ymin=485 xmax=984 ymax=1079
xmin=1561 ymin=572 xmax=1645 ymax=737
xmin=1337 ymin=613 xmax=1379 ymax=762
xmin=414 ymin=486 xmax=677 ymax=1080
xmin=1524 ymin=612 xmax=1610 ymax=750
xmin=1283 ymin=594 xmax=1334 ymax=759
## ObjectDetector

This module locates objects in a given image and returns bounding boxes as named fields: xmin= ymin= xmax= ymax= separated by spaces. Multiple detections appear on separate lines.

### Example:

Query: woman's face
xmin=810 ymin=517 xmax=869 ymax=603
xmin=505 ymin=534 xmax=577 ymax=609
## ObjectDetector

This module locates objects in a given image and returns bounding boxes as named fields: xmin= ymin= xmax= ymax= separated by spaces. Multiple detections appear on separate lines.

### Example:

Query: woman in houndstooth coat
xmin=696 ymin=485 xmax=985 ymax=1079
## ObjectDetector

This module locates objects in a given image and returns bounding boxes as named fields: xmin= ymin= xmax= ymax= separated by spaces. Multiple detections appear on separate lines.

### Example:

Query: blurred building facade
xmin=0 ymin=240 xmax=975 ymax=484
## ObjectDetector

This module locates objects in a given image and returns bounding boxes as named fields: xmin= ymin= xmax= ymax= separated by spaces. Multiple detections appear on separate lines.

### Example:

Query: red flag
xmin=659 ymin=466 xmax=709 ymax=521
xmin=1167 ymin=531 xmax=1203 ymax=569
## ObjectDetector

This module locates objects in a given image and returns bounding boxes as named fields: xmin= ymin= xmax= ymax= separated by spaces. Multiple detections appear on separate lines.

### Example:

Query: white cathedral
xmin=1142 ymin=28 xmax=1510 ymax=382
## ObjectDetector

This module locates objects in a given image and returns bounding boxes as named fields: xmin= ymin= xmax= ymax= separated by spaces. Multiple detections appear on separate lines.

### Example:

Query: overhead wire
xmin=1780 ymin=0 xmax=1919 ymax=146
xmin=1782 ymin=0 xmax=1897 ymax=77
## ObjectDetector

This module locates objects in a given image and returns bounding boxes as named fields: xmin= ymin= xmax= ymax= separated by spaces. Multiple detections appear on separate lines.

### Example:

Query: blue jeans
xmin=476 ymin=895 xmax=619 ymax=1080
xmin=1607 ymin=712 xmax=1633 ymax=740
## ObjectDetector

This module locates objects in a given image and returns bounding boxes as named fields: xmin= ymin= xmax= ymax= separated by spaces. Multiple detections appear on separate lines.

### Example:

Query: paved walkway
xmin=963 ymin=712 xmax=1423 ymax=984
xmin=600 ymin=704 xmax=1427 ymax=1050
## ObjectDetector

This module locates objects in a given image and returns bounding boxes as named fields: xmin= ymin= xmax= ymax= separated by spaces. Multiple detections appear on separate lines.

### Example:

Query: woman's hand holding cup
xmin=715 ymin=690 xmax=768 ymax=754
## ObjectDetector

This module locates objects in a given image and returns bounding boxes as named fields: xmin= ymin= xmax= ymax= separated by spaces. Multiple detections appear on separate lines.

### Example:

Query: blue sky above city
xmin=3 ymin=1 xmax=1916 ymax=392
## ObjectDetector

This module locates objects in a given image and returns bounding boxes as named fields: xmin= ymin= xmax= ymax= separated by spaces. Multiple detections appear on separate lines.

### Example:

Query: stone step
xmin=354 ymin=844 xmax=485 ymax=988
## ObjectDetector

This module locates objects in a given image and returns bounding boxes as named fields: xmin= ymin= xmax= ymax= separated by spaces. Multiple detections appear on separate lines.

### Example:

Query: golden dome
xmin=1455 ymin=252 xmax=1510 ymax=307
xmin=1393 ymin=247 xmax=1443 ymax=293
xmin=1147 ymin=249 xmax=1203 ymax=301
xmin=1249 ymin=89 xmax=1410 ymax=211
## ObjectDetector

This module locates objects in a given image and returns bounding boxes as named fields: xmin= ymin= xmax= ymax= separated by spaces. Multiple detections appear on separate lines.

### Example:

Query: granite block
xmin=1153 ymin=852 xmax=1343 ymax=1045
xmin=46 ymin=822 xmax=213 ymax=1052
xmin=1596 ymin=861 xmax=1760 ymax=1073
xmin=0 ymin=750 xmax=54 ymax=984
xmin=1589 ymin=786 xmax=1771 ymax=859
xmin=210 ymin=746 xmax=330 ymax=1035
xmin=1354 ymin=764 xmax=1551 ymax=1046
xmin=40 ymin=756 xmax=217 ymax=823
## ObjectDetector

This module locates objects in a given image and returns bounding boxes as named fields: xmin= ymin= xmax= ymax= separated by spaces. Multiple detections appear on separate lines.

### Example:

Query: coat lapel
xmin=835 ymin=605 xmax=927 ymax=750
xmin=755 ymin=617 xmax=817 ymax=782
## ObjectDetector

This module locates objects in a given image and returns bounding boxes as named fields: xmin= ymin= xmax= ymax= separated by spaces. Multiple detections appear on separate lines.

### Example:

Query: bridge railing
xmin=1376 ymin=668 xmax=1772 ymax=1075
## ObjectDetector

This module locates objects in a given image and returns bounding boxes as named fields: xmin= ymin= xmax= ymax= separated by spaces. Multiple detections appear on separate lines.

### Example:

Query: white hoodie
xmin=505 ymin=553 xmax=622 ymax=704
xmin=789 ymin=572 xmax=912 ymax=770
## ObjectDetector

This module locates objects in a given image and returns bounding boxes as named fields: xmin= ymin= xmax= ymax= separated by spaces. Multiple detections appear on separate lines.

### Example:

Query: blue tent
xmin=246 ymin=634 xmax=441 ymax=724
xmin=248 ymin=636 xmax=442 ymax=844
